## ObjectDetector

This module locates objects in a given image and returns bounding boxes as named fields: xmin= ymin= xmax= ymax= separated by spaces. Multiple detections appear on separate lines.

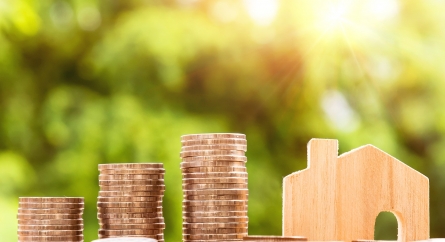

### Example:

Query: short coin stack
xmin=97 ymin=163 xmax=165 ymax=241
xmin=17 ymin=197 xmax=84 ymax=242
xmin=180 ymin=133 xmax=249 ymax=242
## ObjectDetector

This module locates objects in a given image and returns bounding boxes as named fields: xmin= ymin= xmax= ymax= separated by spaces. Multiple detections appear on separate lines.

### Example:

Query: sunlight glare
xmin=318 ymin=2 xmax=350 ymax=32
xmin=244 ymin=0 xmax=278 ymax=26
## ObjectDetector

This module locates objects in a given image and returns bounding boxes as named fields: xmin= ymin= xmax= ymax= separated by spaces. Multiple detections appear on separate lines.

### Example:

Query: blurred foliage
xmin=1 ymin=0 xmax=445 ymax=241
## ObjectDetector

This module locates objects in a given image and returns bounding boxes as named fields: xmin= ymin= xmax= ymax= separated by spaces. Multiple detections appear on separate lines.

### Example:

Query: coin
xmin=180 ymin=161 xmax=246 ymax=169
xmin=182 ymin=205 xmax=247 ymax=212
xmin=99 ymin=163 xmax=164 ymax=170
xmin=99 ymin=180 xmax=164 ymax=186
xmin=98 ymin=191 xmax=164 ymax=197
xmin=183 ymin=200 xmax=247 ymax=206
xmin=183 ymin=211 xmax=248 ymax=217
xmin=92 ymin=238 xmax=157 ymax=242
xmin=99 ymin=169 xmax=165 ymax=175
xmin=18 ymin=203 xmax=84 ymax=209
xmin=97 ymin=212 xmax=163 ymax=219
xmin=243 ymin=235 xmax=308 ymax=241
xmin=182 ymin=189 xmax=248 ymax=195
xmin=184 ymin=194 xmax=248 ymax=200
xmin=181 ymin=133 xmax=246 ymax=141
xmin=183 ymin=233 xmax=245 ymax=240
xmin=182 ymin=155 xmax=247 ymax=162
xmin=18 ymin=224 xmax=84 ymax=231
xmin=183 ymin=227 xmax=248 ymax=234
xmin=99 ymin=218 xmax=164 ymax=225
xmin=182 ymin=177 xmax=248 ymax=184
xmin=97 ymin=196 xmax=162 ymax=202
xmin=98 ymin=201 xmax=162 ymax=208
xmin=183 ymin=172 xmax=248 ymax=179
xmin=98 ymin=207 xmax=162 ymax=214
xmin=183 ymin=216 xmax=248 ymax=223
xmin=99 ymin=185 xmax=166 ymax=192
xmin=182 ymin=139 xmax=247 ymax=146
xmin=100 ymin=223 xmax=165 ymax=230
xmin=180 ymin=150 xmax=245 ymax=158
xmin=19 ymin=197 xmax=84 ymax=203
xmin=183 ymin=222 xmax=248 ymax=228
xmin=182 ymin=166 xmax=247 ymax=173
xmin=98 ymin=229 xmax=164 ymax=236
xmin=98 ymin=234 xmax=164 ymax=240
xmin=181 ymin=144 xmax=247 ymax=152
xmin=18 ymin=208 xmax=84 ymax=214
xmin=17 ymin=235 xmax=84 ymax=241
xmin=17 ymin=219 xmax=83 ymax=225
xmin=18 ymin=230 xmax=83 ymax=236
xmin=183 ymin=183 xmax=248 ymax=190
xmin=17 ymin=214 xmax=83 ymax=220
xmin=99 ymin=174 xmax=164 ymax=180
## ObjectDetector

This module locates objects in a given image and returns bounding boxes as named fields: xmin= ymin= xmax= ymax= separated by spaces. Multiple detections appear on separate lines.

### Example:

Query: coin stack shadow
xmin=97 ymin=163 xmax=165 ymax=241
xmin=180 ymin=133 xmax=249 ymax=242
xmin=17 ymin=197 xmax=84 ymax=242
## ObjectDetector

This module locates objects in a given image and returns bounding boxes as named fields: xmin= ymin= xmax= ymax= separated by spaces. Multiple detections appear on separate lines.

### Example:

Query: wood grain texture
xmin=283 ymin=139 xmax=429 ymax=242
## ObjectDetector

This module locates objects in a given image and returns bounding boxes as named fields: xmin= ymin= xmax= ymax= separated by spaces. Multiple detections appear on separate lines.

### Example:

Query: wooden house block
xmin=283 ymin=139 xmax=429 ymax=242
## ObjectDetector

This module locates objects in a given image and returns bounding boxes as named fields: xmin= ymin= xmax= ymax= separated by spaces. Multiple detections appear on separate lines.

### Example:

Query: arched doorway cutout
xmin=375 ymin=211 xmax=399 ymax=240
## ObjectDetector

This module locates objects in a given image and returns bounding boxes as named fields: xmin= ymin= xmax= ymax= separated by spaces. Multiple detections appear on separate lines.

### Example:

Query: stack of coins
xmin=180 ymin=133 xmax=248 ymax=242
xmin=97 ymin=163 xmax=165 ymax=241
xmin=17 ymin=197 xmax=84 ymax=242
xmin=243 ymin=236 xmax=307 ymax=241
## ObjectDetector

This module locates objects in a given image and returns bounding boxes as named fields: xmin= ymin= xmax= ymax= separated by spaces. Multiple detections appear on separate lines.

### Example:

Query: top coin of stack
xmin=17 ymin=197 xmax=84 ymax=242
xmin=180 ymin=133 xmax=248 ymax=242
xmin=97 ymin=163 xmax=166 ymax=242
xmin=92 ymin=237 xmax=157 ymax=242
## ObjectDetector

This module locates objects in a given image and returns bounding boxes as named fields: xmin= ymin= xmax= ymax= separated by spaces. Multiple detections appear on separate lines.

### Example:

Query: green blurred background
xmin=1 ymin=0 xmax=445 ymax=241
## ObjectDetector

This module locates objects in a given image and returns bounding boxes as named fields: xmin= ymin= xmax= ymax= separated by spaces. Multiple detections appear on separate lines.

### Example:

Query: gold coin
xmin=99 ymin=185 xmax=165 ymax=192
xmin=182 ymin=205 xmax=247 ymax=212
xmin=183 ymin=211 xmax=248 ymax=217
xmin=182 ymin=166 xmax=247 ymax=173
xmin=17 ymin=219 xmax=83 ymax=225
xmin=92 ymin=238 xmax=159 ymax=242
xmin=183 ymin=216 xmax=248 ymax=223
xmin=181 ymin=133 xmax=246 ymax=141
xmin=182 ymin=138 xmax=247 ymax=146
xmin=17 ymin=235 xmax=84 ymax=241
xmin=98 ymin=229 xmax=163 ymax=236
xmin=182 ymin=189 xmax=248 ymax=195
xmin=98 ymin=163 xmax=164 ymax=170
xmin=182 ymin=177 xmax=248 ymax=184
xmin=99 ymin=180 xmax=164 ymax=186
xmin=181 ymin=144 xmax=247 ymax=152
xmin=183 ymin=200 xmax=247 ymax=206
xmin=19 ymin=203 xmax=84 ymax=209
xmin=183 ymin=227 xmax=248 ymax=234
xmin=182 ymin=155 xmax=247 ymax=162
xmin=98 ymin=201 xmax=162 ymax=208
xmin=243 ymin=235 xmax=308 ymax=241
xmin=98 ymin=234 xmax=164 ymax=240
xmin=17 ymin=214 xmax=83 ymax=220
xmin=99 ymin=169 xmax=165 ymax=175
xmin=18 ymin=208 xmax=83 ymax=214
xmin=184 ymin=194 xmax=248 ymax=200
xmin=98 ymin=207 xmax=162 ymax=214
xmin=182 ymin=172 xmax=248 ymax=179
xmin=99 ymin=174 xmax=164 ymax=180
xmin=99 ymin=218 xmax=164 ymax=225
xmin=97 ymin=196 xmax=162 ymax=202
xmin=183 ymin=222 xmax=248 ymax=229
xmin=180 ymin=150 xmax=245 ymax=158
xmin=17 ymin=230 xmax=83 ymax=236
xmin=182 ymin=233 xmax=245 ymax=240
xmin=183 ymin=183 xmax=248 ymax=190
xmin=97 ymin=212 xmax=163 ymax=219
xmin=100 ymin=223 xmax=165 ymax=230
xmin=98 ymin=191 xmax=164 ymax=197
xmin=19 ymin=197 xmax=84 ymax=203
xmin=180 ymin=161 xmax=246 ymax=169
xmin=18 ymin=224 xmax=84 ymax=230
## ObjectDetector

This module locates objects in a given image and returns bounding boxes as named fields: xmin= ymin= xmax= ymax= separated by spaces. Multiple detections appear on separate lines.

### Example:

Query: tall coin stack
xmin=17 ymin=197 xmax=84 ymax=242
xmin=180 ymin=133 xmax=249 ymax=242
xmin=97 ymin=163 xmax=165 ymax=241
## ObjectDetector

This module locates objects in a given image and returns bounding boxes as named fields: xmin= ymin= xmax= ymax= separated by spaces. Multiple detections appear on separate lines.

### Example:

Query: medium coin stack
xmin=180 ymin=133 xmax=249 ymax=242
xmin=17 ymin=197 xmax=84 ymax=242
xmin=97 ymin=163 xmax=165 ymax=241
